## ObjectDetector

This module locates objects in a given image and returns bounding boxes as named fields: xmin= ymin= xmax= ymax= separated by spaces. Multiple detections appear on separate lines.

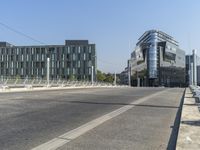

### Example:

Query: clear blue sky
xmin=0 ymin=0 xmax=199 ymax=73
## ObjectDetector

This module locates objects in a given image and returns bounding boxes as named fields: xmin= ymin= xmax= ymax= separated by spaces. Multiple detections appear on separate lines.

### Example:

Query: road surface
xmin=0 ymin=87 xmax=184 ymax=150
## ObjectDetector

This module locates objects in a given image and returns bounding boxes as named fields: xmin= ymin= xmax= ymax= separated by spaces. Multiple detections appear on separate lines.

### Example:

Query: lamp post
xmin=91 ymin=55 xmax=97 ymax=86
xmin=193 ymin=49 xmax=197 ymax=86
xmin=47 ymin=57 xmax=50 ymax=86
xmin=91 ymin=65 xmax=94 ymax=85
xmin=114 ymin=72 xmax=116 ymax=86
xmin=128 ymin=60 xmax=131 ymax=86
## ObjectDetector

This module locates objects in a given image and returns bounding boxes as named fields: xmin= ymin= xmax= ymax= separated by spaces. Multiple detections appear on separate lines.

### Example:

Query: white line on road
xmin=31 ymin=89 xmax=168 ymax=150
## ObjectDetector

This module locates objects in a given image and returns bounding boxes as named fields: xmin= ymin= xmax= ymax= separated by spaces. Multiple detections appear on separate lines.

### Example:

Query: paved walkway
xmin=176 ymin=88 xmax=200 ymax=150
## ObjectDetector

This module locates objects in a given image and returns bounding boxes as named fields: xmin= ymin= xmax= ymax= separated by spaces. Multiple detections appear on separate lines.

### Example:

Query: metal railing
xmin=0 ymin=78 xmax=128 ymax=90
xmin=189 ymin=85 xmax=200 ymax=112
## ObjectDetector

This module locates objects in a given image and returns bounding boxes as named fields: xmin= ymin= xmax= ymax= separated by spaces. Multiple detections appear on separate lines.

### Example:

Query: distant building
xmin=185 ymin=54 xmax=200 ymax=86
xmin=120 ymin=60 xmax=131 ymax=85
xmin=0 ymin=40 xmax=96 ymax=80
xmin=120 ymin=67 xmax=129 ymax=85
xmin=129 ymin=30 xmax=185 ymax=87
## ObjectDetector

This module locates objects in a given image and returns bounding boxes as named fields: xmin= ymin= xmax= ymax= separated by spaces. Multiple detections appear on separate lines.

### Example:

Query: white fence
xmin=0 ymin=78 xmax=128 ymax=90
xmin=190 ymin=85 xmax=200 ymax=111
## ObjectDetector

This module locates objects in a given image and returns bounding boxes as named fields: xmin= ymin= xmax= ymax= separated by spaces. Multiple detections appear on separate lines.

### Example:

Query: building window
xmin=73 ymin=68 xmax=76 ymax=75
xmin=88 ymin=60 xmax=92 ymax=67
xmin=78 ymin=54 xmax=81 ymax=60
xmin=31 ymin=48 xmax=34 ymax=54
xmin=62 ymin=61 xmax=64 ymax=68
xmin=73 ymin=61 xmax=76 ymax=68
xmin=17 ymin=48 xmax=19 ymax=55
xmin=41 ymin=54 xmax=44 ymax=61
xmin=21 ymin=68 xmax=23 ymax=75
xmin=42 ymin=68 xmax=44 ymax=75
xmin=72 ymin=47 xmax=76 ymax=53
xmin=57 ymin=61 xmax=59 ymax=68
xmin=62 ymin=54 xmax=65 ymax=61
xmin=89 ymin=46 xmax=91 ymax=53
xmin=78 ymin=47 xmax=81 ymax=53
xmin=26 ymin=54 xmax=29 ymax=61
xmin=78 ymin=61 xmax=80 ymax=68
xmin=11 ymin=61 xmax=14 ymax=68
xmin=89 ymin=68 xmax=91 ymax=75
xmin=73 ymin=54 xmax=76 ymax=60
xmin=67 ymin=47 xmax=70 ymax=53
xmin=11 ymin=69 xmax=14 ymax=75
xmin=83 ymin=53 xmax=86 ymax=60
xmin=36 ymin=54 xmax=39 ymax=61
xmin=51 ymin=69 xmax=54 ymax=75
xmin=67 ymin=68 xmax=70 ymax=75
xmin=67 ymin=54 xmax=70 ymax=60
xmin=51 ymin=54 xmax=55 ymax=60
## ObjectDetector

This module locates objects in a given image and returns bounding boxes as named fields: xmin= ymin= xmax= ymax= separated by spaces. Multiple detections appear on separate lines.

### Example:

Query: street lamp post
xmin=47 ymin=57 xmax=50 ymax=86
xmin=114 ymin=72 xmax=116 ymax=86
xmin=91 ymin=65 xmax=94 ymax=85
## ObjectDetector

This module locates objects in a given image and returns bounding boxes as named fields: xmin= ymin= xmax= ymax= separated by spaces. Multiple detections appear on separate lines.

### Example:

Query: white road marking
xmin=31 ymin=89 xmax=168 ymax=150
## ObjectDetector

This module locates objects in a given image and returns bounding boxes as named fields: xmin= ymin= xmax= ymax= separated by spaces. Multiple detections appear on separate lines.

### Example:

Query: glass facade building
xmin=130 ymin=30 xmax=185 ymax=87
xmin=0 ymin=40 xmax=96 ymax=80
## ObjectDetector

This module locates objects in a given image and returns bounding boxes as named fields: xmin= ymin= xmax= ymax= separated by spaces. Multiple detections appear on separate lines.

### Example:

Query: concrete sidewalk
xmin=176 ymin=88 xmax=200 ymax=150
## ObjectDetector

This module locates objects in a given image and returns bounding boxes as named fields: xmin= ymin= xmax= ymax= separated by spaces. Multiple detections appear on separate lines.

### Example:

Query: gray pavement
xmin=58 ymin=88 xmax=184 ymax=150
xmin=0 ymin=87 xmax=184 ymax=150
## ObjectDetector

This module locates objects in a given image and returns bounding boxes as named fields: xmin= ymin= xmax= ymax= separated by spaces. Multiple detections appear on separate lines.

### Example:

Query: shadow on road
xmin=69 ymin=101 xmax=179 ymax=109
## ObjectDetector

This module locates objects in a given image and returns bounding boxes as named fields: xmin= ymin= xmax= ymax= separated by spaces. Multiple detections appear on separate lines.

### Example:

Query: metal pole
xmin=191 ymin=62 xmax=194 ymax=85
xmin=188 ymin=55 xmax=191 ymax=85
xmin=47 ymin=57 xmax=50 ymax=86
xmin=114 ymin=72 xmax=116 ymax=86
xmin=91 ymin=65 xmax=94 ymax=85
xmin=128 ymin=60 xmax=131 ymax=86
xmin=137 ymin=77 xmax=140 ymax=87
xmin=193 ymin=49 xmax=197 ymax=86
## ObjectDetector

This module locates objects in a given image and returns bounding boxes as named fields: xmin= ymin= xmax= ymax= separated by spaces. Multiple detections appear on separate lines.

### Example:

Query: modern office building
xmin=120 ymin=60 xmax=131 ymax=85
xmin=129 ymin=30 xmax=185 ymax=87
xmin=120 ymin=67 xmax=129 ymax=85
xmin=0 ymin=40 xmax=96 ymax=80
xmin=185 ymin=53 xmax=200 ymax=86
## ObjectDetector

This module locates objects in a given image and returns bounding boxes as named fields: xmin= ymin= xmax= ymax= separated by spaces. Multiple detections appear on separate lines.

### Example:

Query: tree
xmin=69 ymin=75 xmax=76 ymax=81
xmin=97 ymin=70 xmax=106 ymax=82
xmin=96 ymin=70 xmax=115 ymax=83
xmin=104 ymin=74 xmax=114 ymax=83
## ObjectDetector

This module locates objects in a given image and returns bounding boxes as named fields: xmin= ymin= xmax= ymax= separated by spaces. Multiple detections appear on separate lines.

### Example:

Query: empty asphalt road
xmin=0 ymin=87 xmax=184 ymax=150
